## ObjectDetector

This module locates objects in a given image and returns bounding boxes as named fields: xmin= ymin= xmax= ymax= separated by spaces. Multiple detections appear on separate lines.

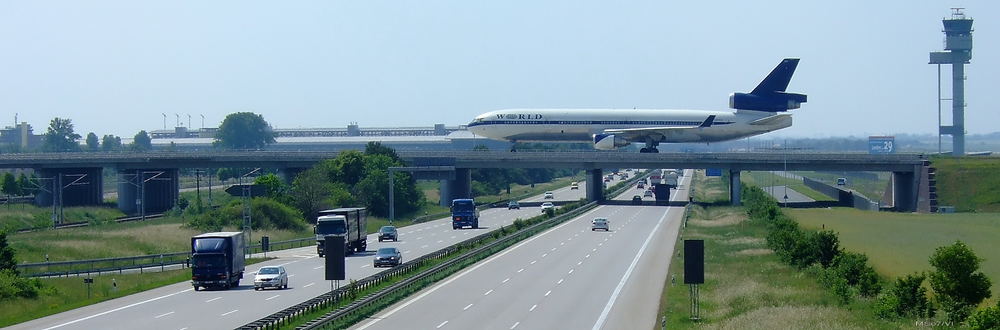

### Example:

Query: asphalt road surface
xmin=353 ymin=171 xmax=690 ymax=330
xmin=11 ymin=177 xmax=626 ymax=330
xmin=763 ymin=185 xmax=815 ymax=203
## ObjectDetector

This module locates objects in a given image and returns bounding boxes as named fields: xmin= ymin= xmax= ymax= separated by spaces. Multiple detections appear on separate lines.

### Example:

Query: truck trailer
xmin=451 ymin=199 xmax=479 ymax=229
xmin=191 ymin=232 xmax=246 ymax=291
xmin=315 ymin=207 xmax=368 ymax=257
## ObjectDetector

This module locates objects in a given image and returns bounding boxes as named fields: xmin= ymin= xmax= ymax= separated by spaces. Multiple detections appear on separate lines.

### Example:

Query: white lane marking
xmin=530 ymin=260 xmax=536 ymax=265
xmin=43 ymin=288 xmax=193 ymax=330
xmin=517 ymin=268 xmax=524 ymax=273
xmin=437 ymin=321 xmax=449 ymax=328
xmin=437 ymin=240 xmax=444 ymax=243
xmin=205 ymin=297 xmax=221 ymax=303
xmin=577 ymin=261 xmax=582 ymax=265
xmin=304 ymin=283 xmax=315 ymax=288
xmin=510 ymin=321 xmax=520 ymax=329
xmin=530 ymin=304 xmax=537 ymax=312
xmin=568 ymin=269 xmax=574 ymax=274
xmin=550 ymin=247 xmax=556 ymax=251
xmin=585 ymin=254 xmax=591 ymax=258
xmin=484 ymin=289 xmax=493 ymax=296
xmin=541 ymin=253 xmax=548 ymax=258
xmin=221 ymin=310 xmax=238 ymax=316
xmin=417 ymin=237 xmax=424 ymax=240
xmin=361 ymin=264 xmax=370 ymax=268
xmin=464 ymin=303 xmax=474 ymax=311
xmin=592 ymin=207 xmax=673 ymax=330
xmin=502 ymin=278 xmax=510 ymax=284
xmin=179 ymin=328 xmax=188 ymax=330
xmin=421 ymin=245 xmax=429 ymax=249
xmin=560 ymin=242 xmax=565 ymax=246
xmin=557 ymin=278 xmax=564 ymax=284
xmin=313 ymin=266 xmax=323 ymax=270
xmin=592 ymin=248 xmax=597 ymax=252
xmin=405 ymin=250 xmax=412 ymax=254
xmin=545 ymin=290 xmax=552 ymax=296
xmin=354 ymin=206 xmax=603 ymax=330
xmin=154 ymin=311 xmax=174 ymax=319
xmin=450 ymin=236 xmax=456 ymax=239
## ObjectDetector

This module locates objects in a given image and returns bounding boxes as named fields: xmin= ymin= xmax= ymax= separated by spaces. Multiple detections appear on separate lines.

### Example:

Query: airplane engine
xmin=593 ymin=134 xmax=630 ymax=150
xmin=729 ymin=92 xmax=807 ymax=111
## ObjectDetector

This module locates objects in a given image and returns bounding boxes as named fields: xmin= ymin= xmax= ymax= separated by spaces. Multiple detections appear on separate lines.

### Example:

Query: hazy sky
xmin=1 ymin=1 xmax=996 ymax=139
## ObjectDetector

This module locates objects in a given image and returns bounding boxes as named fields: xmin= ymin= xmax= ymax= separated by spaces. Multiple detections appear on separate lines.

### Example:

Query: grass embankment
xmin=0 ymin=257 xmax=271 ymax=328
xmin=0 ymin=205 xmax=127 ymax=233
xmin=792 ymin=171 xmax=889 ymax=202
xmin=741 ymin=171 xmax=834 ymax=202
xmin=932 ymin=156 xmax=1000 ymax=212
xmin=791 ymin=208 xmax=1000 ymax=302
xmin=659 ymin=170 xmax=910 ymax=329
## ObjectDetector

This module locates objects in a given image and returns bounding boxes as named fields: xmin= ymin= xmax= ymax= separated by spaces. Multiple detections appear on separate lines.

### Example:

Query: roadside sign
xmin=705 ymin=168 xmax=722 ymax=177
xmin=869 ymin=136 xmax=895 ymax=154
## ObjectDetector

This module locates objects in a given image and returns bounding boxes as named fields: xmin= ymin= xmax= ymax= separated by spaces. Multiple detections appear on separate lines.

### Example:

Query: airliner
xmin=467 ymin=58 xmax=807 ymax=153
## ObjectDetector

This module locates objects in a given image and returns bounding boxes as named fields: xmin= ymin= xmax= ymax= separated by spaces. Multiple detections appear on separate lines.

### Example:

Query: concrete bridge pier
xmin=34 ymin=167 xmax=104 ymax=207
xmin=729 ymin=169 xmax=742 ymax=206
xmin=892 ymin=169 xmax=918 ymax=212
xmin=439 ymin=168 xmax=471 ymax=206
xmin=117 ymin=169 xmax=180 ymax=215
xmin=586 ymin=169 xmax=604 ymax=202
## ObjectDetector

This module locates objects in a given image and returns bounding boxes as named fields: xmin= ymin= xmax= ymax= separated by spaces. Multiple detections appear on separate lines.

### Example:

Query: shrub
xmin=929 ymin=241 xmax=993 ymax=324
xmin=814 ymin=230 xmax=841 ymax=268
xmin=881 ymin=273 xmax=933 ymax=319
xmin=0 ymin=269 xmax=42 ymax=299
xmin=968 ymin=302 xmax=1000 ymax=330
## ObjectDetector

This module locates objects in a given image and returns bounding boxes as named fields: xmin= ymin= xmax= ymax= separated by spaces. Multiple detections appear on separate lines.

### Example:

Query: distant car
xmin=570 ymin=182 xmax=579 ymax=190
xmin=544 ymin=191 xmax=554 ymax=199
xmin=540 ymin=202 xmax=555 ymax=213
xmin=837 ymin=177 xmax=847 ymax=186
xmin=508 ymin=200 xmax=521 ymax=210
xmin=632 ymin=195 xmax=643 ymax=205
xmin=644 ymin=190 xmax=654 ymax=198
xmin=373 ymin=247 xmax=402 ymax=267
xmin=591 ymin=218 xmax=609 ymax=231
xmin=253 ymin=266 xmax=288 ymax=290
xmin=378 ymin=225 xmax=398 ymax=242
xmin=637 ymin=183 xmax=645 ymax=189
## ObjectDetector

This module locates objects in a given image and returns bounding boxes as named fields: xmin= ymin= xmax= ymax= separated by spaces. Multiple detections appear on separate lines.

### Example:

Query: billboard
xmin=868 ymin=136 xmax=895 ymax=154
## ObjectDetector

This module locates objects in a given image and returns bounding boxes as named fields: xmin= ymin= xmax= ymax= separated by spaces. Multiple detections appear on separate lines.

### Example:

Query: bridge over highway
xmin=0 ymin=151 xmax=931 ymax=213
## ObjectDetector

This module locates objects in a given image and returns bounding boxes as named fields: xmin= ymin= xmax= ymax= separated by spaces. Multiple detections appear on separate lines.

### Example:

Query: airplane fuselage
xmin=467 ymin=108 xmax=790 ymax=144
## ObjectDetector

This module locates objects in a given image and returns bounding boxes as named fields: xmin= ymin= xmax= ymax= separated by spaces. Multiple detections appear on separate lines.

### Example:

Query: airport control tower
xmin=929 ymin=8 xmax=973 ymax=156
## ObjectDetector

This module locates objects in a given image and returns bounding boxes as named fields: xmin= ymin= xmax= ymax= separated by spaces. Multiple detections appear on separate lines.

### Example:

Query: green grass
xmin=932 ymin=156 xmax=1000 ymax=212
xmin=659 ymin=171 xmax=913 ymax=329
xmin=472 ymin=175 xmax=584 ymax=205
xmin=791 ymin=171 xmax=889 ymax=202
xmin=0 ymin=204 xmax=127 ymax=233
xmin=0 ymin=257 xmax=271 ymax=328
xmin=789 ymin=207 xmax=1000 ymax=302
xmin=741 ymin=171 xmax=835 ymax=202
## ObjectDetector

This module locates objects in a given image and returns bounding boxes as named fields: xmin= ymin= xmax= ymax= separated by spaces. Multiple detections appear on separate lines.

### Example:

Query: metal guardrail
xmin=238 ymin=200 xmax=598 ymax=330
xmin=18 ymin=237 xmax=314 ymax=278
xmin=238 ymin=171 xmax=647 ymax=329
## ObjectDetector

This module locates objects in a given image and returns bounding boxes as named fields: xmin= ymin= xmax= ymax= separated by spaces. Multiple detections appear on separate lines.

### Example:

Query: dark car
xmin=373 ymin=247 xmax=402 ymax=267
xmin=378 ymin=226 xmax=398 ymax=242
xmin=632 ymin=195 xmax=643 ymax=205
xmin=508 ymin=200 xmax=520 ymax=209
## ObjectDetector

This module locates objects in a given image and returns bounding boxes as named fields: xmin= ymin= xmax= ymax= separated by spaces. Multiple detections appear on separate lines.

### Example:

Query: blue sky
xmin=1 ymin=1 xmax=996 ymax=138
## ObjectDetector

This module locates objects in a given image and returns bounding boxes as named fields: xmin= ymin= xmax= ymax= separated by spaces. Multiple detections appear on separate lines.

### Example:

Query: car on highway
xmin=374 ymin=247 xmax=402 ymax=267
xmin=508 ymin=200 xmax=520 ymax=209
xmin=591 ymin=218 xmax=609 ymax=231
xmin=253 ymin=266 xmax=288 ymax=290
xmin=378 ymin=225 xmax=398 ymax=242
xmin=837 ymin=177 xmax=847 ymax=186
xmin=644 ymin=190 xmax=654 ymax=198
xmin=540 ymin=202 xmax=554 ymax=213
xmin=637 ymin=182 xmax=645 ymax=189
xmin=544 ymin=191 xmax=554 ymax=199
xmin=570 ymin=182 xmax=579 ymax=190
xmin=632 ymin=195 xmax=643 ymax=205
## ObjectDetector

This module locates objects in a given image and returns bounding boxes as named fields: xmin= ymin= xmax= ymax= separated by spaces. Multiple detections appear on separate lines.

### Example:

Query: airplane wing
xmin=603 ymin=115 xmax=715 ymax=140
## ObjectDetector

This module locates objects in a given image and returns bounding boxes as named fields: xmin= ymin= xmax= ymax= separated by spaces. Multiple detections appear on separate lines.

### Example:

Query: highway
xmin=10 ymin=177 xmax=623 ymax=330
xmin=353 ymin=171 xmax=690 ymax=330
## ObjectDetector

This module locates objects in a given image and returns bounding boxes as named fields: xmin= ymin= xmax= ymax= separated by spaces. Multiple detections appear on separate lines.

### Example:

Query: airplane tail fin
xmin=729 ymin=58 xmax=807 ymax=112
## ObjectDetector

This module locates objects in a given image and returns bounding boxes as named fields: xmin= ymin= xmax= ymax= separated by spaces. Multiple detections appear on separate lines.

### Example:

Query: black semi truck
xmin=315 ymin=207 xmax=368 ymax=257
xmin=191 ymin=232 xmax=246 ymax=291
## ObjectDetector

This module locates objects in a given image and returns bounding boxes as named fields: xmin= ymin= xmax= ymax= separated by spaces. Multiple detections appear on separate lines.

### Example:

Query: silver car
xmin=591 ymin=218 xmax=609 ymax=231
xmin=254 ymin=266 xmax=288 ymax=290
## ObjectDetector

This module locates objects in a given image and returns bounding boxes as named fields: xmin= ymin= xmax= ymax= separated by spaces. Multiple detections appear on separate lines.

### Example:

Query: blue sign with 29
xmin=869 ymin=136 xmax=895 ymax=154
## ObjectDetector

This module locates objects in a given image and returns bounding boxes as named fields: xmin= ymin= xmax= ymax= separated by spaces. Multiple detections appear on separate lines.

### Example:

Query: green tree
xmin=101 ymin=134 xmax=122 ymax=151
xmin=290 ymin=168 xmax=334 ymax=223
xmin=0 ymin=232 xmax=16 ymax=275
xmin=365 ymin=141 xmax=401 ymax=162
xmin=1 ymin=172 xmax=18 ymax=198
xmin=254 ymin=173 xmax=288 ymax=201
xmin=15 ymin=174 xmax=31 ymax=196
xmin=131 ymin=130 xmax=152 ymax=152
xmin=214 ymin=112 xmax=276 ymax=149
xmin=85 ymin=132 xmax=99 ymax=151
xmin=42 ymin=117 xmax=81 ymax=152
xmin=968 ymin=301 xmax=1000 ymax=330
xmin=929 ymin=241 xmax=993 ymax=323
